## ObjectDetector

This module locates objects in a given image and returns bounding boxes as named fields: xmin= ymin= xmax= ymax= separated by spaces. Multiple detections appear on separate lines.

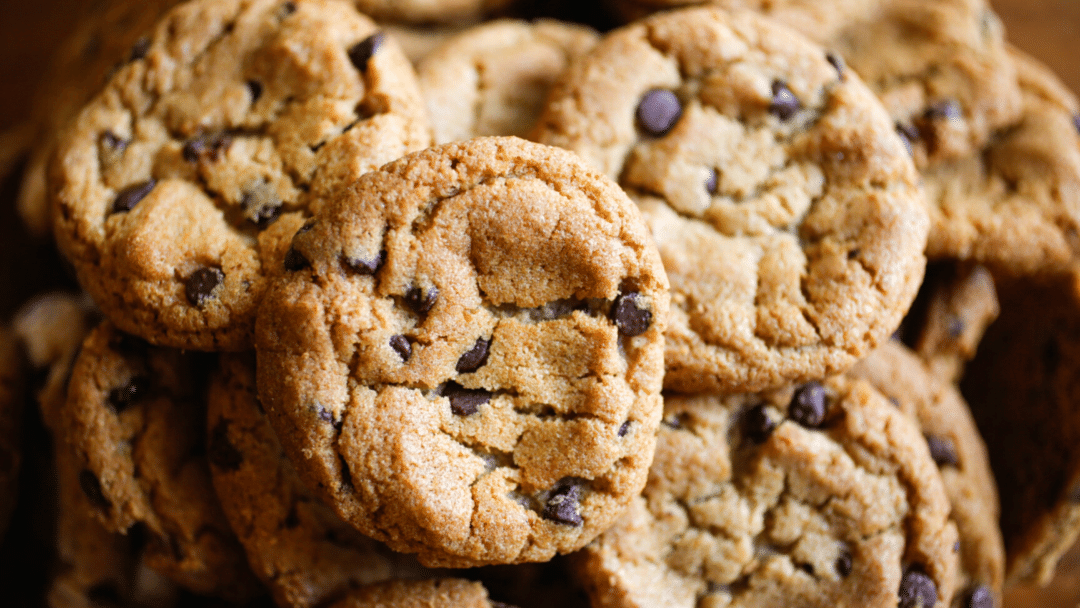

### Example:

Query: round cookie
xmin=62 ymin=321 xmax=260 ymax=600
xmin=960 ymin=270 xmax=1080 ymax=585
xmin=0 ymin=327 xmax=24 ymax=540
xmin=328 ymin=579 xmax=499 ymax=608
xmin=50 ymin=0 xmax=432 ymax=351
xmin=576 ymin=375 xmax=960 ymax=608
xmin=351 ymin=0 xmax=513 ymax=26
xmin=418 ymin=19 xmax=598 ymax=144
xmin=850 ymin=341 xmax=1004 ymax=608
xmin=534 ymin=7 xmax=928 ymax=393
xmin=922 ymin=47 xmax=1080 ymax=276
xmin=208 ymin=353 xmax=428 ymax=608
xmin=256 ymin=136 xmax=670 ymax=567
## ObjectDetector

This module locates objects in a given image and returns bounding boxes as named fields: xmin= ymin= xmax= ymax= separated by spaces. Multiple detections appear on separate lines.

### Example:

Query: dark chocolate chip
xmin=208 ymin=419 xmax=243 ymax=472
xmin=618 ymin=421 xmax=631 ymax=437
xmin=705 ymin=169 xmax=718 ymax=195
xmin=348 ymin=32 xmax=385 ymax=73
xmin=343 ymin=251 xmax=383 ymax=275
xmin=896 ymin=122 xmax=920 ymax=143
xmin=798 ymin=563 xmax=814 ymax=575
xmin=926 ymin=99 xmax=962 ymax=121
xmin=848 ymin=248 xmax=860 ymax=260
xmin=925 ymin=435 xmax=959 ymax=467
xmin=283 ymin=247 xmax=309 ymax=271
xmin=966 ymin=585 xmax=993 ymax=608
xmin=542 ymin=478 xmax=584 ymax=526
xmin=129 ymin=37 xmax=151 ymax=62
xmin=947 ymin=316 xmax=965 ymax=338
xmin=101 ymin=131 xmax=129 ymax=153
xmin=769 ymin=80 xmax=801 ymax=121
xmin=744 ymin=404 xmax=776 ymax=444
xmin=185 ymin=267 xmax=224 ymax=307
xmin=405 ymin=286 xmax=438 ymax=315
xmin=636 ymin=89 xmax=682 ymax=136
xmin=241 ymin=183 xmax=282 ymax=228
xmin=247 ymin=80 xmax=263 ymax=102
xmin=442 ymin=381 xmax=489 ymax=416
xmin=826 ymin=52 xmax=846 ymax=80
xmin=610 ymin=292 xmax=651 ymax=337
xmin=390 ymin=335 xmax=412 ymax=361
xmin=281 ymin=1 xmax=297 ymax=16
xmin=79 ymin=470 xmax=111 ymax=512
xmin=835 ymin=549 xmax=853 ymax=577
xmin=954 ymin=540 xmax=961 ymax=552
xmin=318 ymin=407 xmax=342 ymax=430
xmin=182 ymin=132 xmax=232 ymax=163
xmin=1073 ymin=114 xmax=1080 ymax=135
xmin=111 ymin=179 xmax=156 ymax=214
xmin=661 ymin=414 xmax=683 ymax=429
xmin=789 ymin=382 xmax=827 ymax=428
xmin=898 ymin=568 xmax=937 ymax=608
xmin=456 ymin=337 xmax=491 ymax=373
xmin=107 ymin=376 xmax=146 ymax=413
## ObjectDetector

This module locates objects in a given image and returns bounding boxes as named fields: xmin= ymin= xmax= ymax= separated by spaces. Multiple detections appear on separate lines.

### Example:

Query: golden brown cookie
xmin=327 ymin=579 xmax=499 ymax=608
xmin=50 ymin=0 xmax=431 ymax=351
xmin=256 ymin=136 xmax=669 ymax=567
xmin=534 ymin=6 xmax=928 ymax=393
xmin=576 ymin=375 xmax=959 ymax=608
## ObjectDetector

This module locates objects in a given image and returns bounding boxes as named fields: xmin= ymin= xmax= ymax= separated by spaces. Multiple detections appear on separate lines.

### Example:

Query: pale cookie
xmin=534 ymin=7 xmax=928 ymax=393
xmin=328 ymin=579 xmax=499 ymax=608
xmin=418 ymin=19 xmax=598 ymax=144
xmin=960 ymin=270 xmax=1080 ymax=584
xmin=256 ymin=137 xmax=669 ymax=567
xmin=62 ymin=322 xmax=260 ymax=600
xmin=208 ymin=353 xmax=428 ymax=608
xmin=850 ymin=341 xmax=1004 ymax=608
xmin=576 ymin=374 xmax=959 ymax=608
xmin=922 ymin=48 xmax=1080 ymax=276
xmin=50 ymin=0 xmax=431 ymax=351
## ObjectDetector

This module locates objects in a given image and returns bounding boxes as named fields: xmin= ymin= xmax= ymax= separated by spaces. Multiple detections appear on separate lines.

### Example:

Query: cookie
xmin=417 ymin=19 xmax=598 ymax=144
xmin=351 ymin=0 xmax=513 ymax=26
xmin=381 ymin=23 xmax=469 ymax=66
xmin=50 ymin=0 xmax=431 ymax=351
xmin=922 ymin=47 xmax=1080 ymax=276
xmin=850 ymin=341 xmax=1004 ymax=608
xmin=62 ymin=321 xmax=261 ymax=600
xmin=327 ymin=579 xmax=498 ymax=608
xmin=256 ymin=136 xmax=669 ymax=567
xmin=0 ymin=327 xmax=24 ymax=540
xmin=576 ymin=374 xmax=959 ymax=608
xmin=208 ymin=353 xmax=427 ymax=608
xmin=960 ymin=269 xmax=1080 ymax=584
xmin=900 ymin=262 xmax=999 ymax=384
xmin=533 ymin=7 xmax=928 ymax=393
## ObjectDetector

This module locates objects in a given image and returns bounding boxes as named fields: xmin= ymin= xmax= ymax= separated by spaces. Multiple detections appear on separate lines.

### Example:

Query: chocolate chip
xmin=389 ymin=335 xmax=411 ymax=361
xmin=636 ymin=89 xmax=682 ymax=136
xmin=898 ymin=568 xmax=937 ymax=608
xmin=442 ymin=381 xmax=489 ymax=416
xmin=182 ymin=132 xmax=232 ymax=163
xmin=343 ymin=251 xmax=383 ymax=275
xmin=618 ymin=421 xmax=631 ymax=437
xmin=405 ymin=286 xmax=438 ymax=315
xmin=318 ymin=407 xmax=342 ymax=430
xmin=827 ymin=52 xmax=846 ymax=80
xmin=101 ymin=131 xmax=129 ymax=154
xmin=847 ymin=248 xmax=860 ymax=260
xmin=744 ymin=404 xmax=776 ymax=444
xmin=926 ymin=435 xmax=959 ymax=467
xmin=247 ymin=80 xmax=263 ymax=102
xmin=129 ymin=37 xmax=151 ymax=62
xmin=789 ymin=382 xmax=827 ymax=428
xmin=610 ymin=292 xmax=651 ymax=336
xmin=241 ymin=182 xmax=282 ymax=227
xmin=111 ymin=179 xmax=156 ymax=213
xmin=947 ymin=316 xmax=965 ymax=338
xmin=926 ymin=99 xmax=962 ymax=121
xmin=185 ymin=267 xmax=224 ymax=307
xmin=705 ymin=169 xmax=718 ymax=195
xmin=896 ymin=122 xmax=918 ymax=155
xmin=108 ymin=376 xmax=146 ymax=413
xmin=1073 ymin=114 xmax=1080 ymax=135
xmin=79 ymin=470 xmax=111 ymax=512
xmin=280 ymin=1 xmax=297 ymax=16
xmin=348 ymin=32 xmax=385 ymax=73
xmin=542 ymin=478 xmax=584 ymax=526
xmin=835 ymin=549 xmax=853 ymax=577
xmin=769 ymin=80 xmax=800 ymax=121
xmin=661 ymin=414 xmax=683 ymax=429
xmin=283 ymin=247 xmax=309 ymax=271
xmin=966 ymin=585 xmax=992 ymax=608
xmin=456 ymin=337 xmax=491 ymax=373
xmin=208 ymin=419 xmax=243 ymax=472
xmin=954 ymin=540 xmax=961 ymax=552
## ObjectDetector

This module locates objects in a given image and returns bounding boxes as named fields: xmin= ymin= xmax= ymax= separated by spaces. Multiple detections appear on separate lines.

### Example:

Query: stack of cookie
xmin=0 ymin=0 xmax=1077 ymax=607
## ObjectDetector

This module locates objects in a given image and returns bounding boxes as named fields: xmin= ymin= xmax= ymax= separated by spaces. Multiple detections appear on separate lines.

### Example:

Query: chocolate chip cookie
xmin=576 ymin=374 xmax=959 ymax=608
xmin=208 ymin=353 xmax=427 ymax=607
xmin=534 ymin=7 xmax=928 ymax=393
xmin=850 ymin=341 xmax=1004 ymax=608
xmin=50 ymin=0 xmax=431 ymax=351
xmin=62 ymin=321 xmax=260 ymax=600
xmin=418 ymin=19 xmax=598 ymax=144
xmin=256 ymin=136 xmax=669 ymax=567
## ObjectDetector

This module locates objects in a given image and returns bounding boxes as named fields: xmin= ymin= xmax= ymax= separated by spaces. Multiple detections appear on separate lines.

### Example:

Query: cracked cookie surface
xmin=50 ymin=0 xmax=431 ymax=351
xmin=418 ymin=19 xmax=598 ymax=144
xmin=577 ymin=374 xmax=959 ymax=608
xmin=256 ymin=136 xmax=669 ymax=567
xmin=534 ymin=7 xmax=928 ymax=393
